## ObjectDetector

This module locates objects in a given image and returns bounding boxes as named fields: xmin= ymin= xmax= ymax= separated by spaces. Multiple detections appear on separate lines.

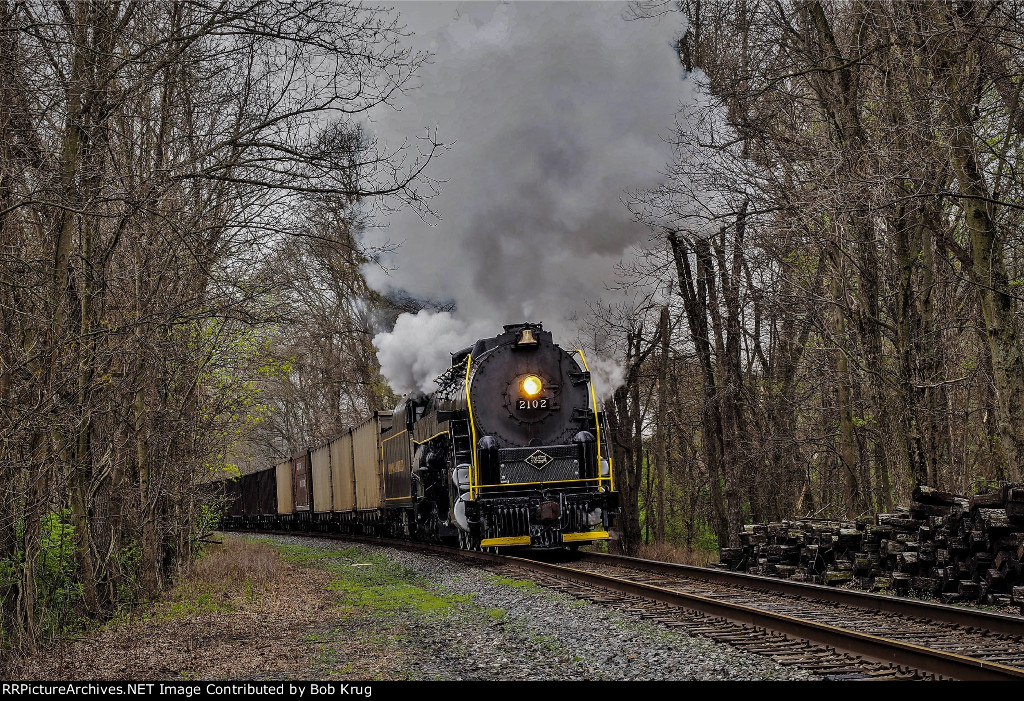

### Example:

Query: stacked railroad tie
xmin=717 ymin=483 xmax=1024 ymax=611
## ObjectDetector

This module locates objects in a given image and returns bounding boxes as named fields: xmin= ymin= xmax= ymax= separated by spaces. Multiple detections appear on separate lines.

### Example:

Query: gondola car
xmin=220 ymin=322 xmax=617 ymax=550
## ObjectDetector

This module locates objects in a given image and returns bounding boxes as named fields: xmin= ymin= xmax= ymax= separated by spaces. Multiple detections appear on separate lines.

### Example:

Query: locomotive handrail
xmin=465 ymin=352 xmax=479 ymax=499
xmin=474 ymin=477 xmax=605 ymax=489
xmin=572 ymin=349 xmax=614 ymax=492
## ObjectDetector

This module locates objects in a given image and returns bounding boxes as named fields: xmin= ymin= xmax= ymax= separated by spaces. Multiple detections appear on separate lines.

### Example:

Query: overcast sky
xmin=365 ymin=1 xmax=692 ymax=394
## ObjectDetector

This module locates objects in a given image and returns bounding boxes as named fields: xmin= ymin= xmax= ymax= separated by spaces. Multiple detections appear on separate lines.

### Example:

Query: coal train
xmin=219 ymin=322 xmax=618 ymax=550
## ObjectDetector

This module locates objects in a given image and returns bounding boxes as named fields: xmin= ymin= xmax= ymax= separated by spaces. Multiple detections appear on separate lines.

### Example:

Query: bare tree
xmin=0 ymin=0 xmax=437 ymax=658
xmin=616 ymin=0 xmax=1024 ymax=551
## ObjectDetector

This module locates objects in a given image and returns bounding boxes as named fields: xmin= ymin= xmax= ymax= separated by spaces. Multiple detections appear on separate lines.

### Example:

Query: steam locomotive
xmin=220 ymin=322 xmax=618 ymax=550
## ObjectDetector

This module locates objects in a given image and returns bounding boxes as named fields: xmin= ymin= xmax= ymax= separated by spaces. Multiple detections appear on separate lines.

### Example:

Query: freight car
xmin=220 ymin=322 xmax=618 ymax=550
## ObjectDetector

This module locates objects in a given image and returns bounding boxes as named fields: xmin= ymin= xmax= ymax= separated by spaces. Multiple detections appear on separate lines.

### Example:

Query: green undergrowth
xmin=162 ymin=586 xmax=235 ymax=619
xmin=258 ymin=539 xmax=473 ymax=619
xmin=489 ymin=572 xmax=569 ymax=604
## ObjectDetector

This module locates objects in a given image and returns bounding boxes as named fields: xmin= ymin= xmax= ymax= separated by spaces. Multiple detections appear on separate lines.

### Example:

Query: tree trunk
xmin=608 ymin=388 xmax=641 ymax=554
xmin=668 ymin=231 xmax=731 ymax=545
xmin=653 ymin=306 xmax=669 ymax=544
xmin=931 ymin=5 xmax=1024 ymax=479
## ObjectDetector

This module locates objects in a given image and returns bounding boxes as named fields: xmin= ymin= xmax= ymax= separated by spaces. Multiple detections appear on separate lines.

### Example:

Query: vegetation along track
xmin=245 ymin=531 xmax=1024 ymax=680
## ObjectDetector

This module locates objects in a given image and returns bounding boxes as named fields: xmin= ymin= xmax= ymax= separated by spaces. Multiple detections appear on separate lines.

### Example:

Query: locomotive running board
xmin=562 ymin=531 xmax=610 ymax=542
xmin=480 ymin=532 xmax=610 ymax=547
xmin=480 ymin=536 xmax=532 ymax=546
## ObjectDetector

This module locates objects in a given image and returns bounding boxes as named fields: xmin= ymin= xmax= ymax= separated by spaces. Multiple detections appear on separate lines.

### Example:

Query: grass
xmin=311 ymin=644 xmax=346 ymax=672
xmin=161 ymin=538 xmax=285 ymax=619
xmin=100 ymin=538 xmax=286 ymax=627
xmin=528 ymin=633 xmax=564 ymax=653
xmin=490 ymin=575 xmax=541 ymax=592
xmin=326 ymin=577 xmax=472 ymax=615
xmin=258 ymin=540 xmax=475 ymax=618
xmin=192 ymin=537 xmax=284 ymax=587
xmin=165 ymin=589 xmax=233 ymax=618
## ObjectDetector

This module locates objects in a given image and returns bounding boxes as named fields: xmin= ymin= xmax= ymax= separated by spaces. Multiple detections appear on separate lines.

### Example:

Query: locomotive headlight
xmin=521 ymin=375 xmax=543 ymax=397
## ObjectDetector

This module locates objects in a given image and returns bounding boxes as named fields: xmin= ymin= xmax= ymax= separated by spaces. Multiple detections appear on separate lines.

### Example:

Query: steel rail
xmin=575 ymin=551 xmax=1024 ymax=638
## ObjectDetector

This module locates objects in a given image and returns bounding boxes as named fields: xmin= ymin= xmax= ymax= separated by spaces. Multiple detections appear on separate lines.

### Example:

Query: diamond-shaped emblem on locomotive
xmin=525 ymin=450 xmax=553 ymax=469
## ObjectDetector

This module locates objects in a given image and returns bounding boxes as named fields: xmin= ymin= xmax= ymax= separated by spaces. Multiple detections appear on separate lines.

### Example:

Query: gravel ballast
xmin=266 ymin=533 xmax=819 ymax=681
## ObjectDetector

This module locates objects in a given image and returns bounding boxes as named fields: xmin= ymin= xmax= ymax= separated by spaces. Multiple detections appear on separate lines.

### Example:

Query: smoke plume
xmin=368 ymin=2 xmax=688 ymax=397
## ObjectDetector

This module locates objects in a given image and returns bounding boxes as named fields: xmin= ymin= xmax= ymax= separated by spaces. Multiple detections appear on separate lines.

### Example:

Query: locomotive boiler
xmin=220 ymin=322 xmax=617 ymax=551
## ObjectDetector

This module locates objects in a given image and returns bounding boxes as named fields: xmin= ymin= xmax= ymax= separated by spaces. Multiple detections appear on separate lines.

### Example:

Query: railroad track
xmin=236 ymin=530 xmax=1024 ymax=680
xmin=515 ymin=551 xmax=1024 ymax=680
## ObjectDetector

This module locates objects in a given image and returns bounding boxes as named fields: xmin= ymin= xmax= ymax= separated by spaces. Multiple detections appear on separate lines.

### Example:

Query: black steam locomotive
xmin=220 ymin=322 xmax=618 ymax=550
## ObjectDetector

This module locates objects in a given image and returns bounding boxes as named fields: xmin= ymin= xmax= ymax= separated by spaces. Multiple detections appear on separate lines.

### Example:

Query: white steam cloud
xmin=372 ymin=310 xmax=491 ymax=395
xmin=580 ymin=354 xmax=627 ymax=402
